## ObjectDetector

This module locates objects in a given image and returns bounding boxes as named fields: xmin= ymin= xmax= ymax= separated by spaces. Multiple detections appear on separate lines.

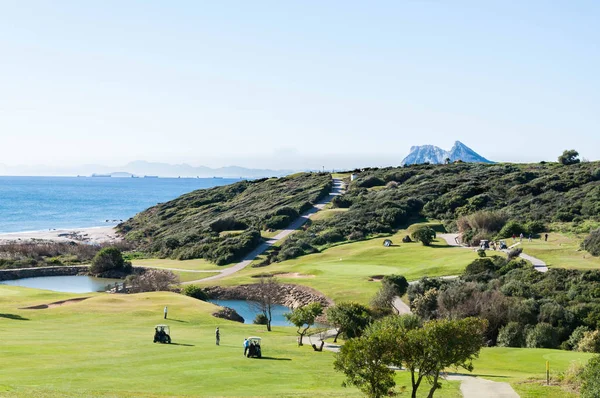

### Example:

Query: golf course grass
xmin=132 ymin=259 xmax=233 ymax=271
xmin=200 ymin=231 xmax=481 ymax=304
xmin=517 ymin=232 xmax=600 ymax=270
xmin=0 ymin=286 xmax=462 ymax=398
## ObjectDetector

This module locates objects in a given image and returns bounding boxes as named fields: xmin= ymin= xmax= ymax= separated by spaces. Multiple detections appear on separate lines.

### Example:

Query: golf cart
xmin=480 ymin=240 xmax=490 ymax=250
xmin=153 ymin=325 xmax=171 ymax=344
xmin=246 ymin=336 xmax=262 ymax=358
xmin=499 ymin=240 xmax=508 ymax=250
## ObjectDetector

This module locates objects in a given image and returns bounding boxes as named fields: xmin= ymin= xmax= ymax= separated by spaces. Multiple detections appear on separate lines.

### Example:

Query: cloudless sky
xmin=1 ymin=1 xmax=599 ymax=169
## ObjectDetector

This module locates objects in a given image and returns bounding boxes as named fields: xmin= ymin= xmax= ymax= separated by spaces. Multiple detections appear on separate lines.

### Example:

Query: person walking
xmin=164 ymin=306 xmax=168 ymax=319
xmin=519 ymin=233 xmax=523 ymax=242
xmin=243 ymin=338 xmax=249 ymax=356
xmin=215 ymin=327 xmax=220 ymax=346
xmin=528 ymin=234 xmax=532 ymax=242
xmin=545 ymin=233 xmax=549 ymax=242
xmin=512 ymin=234 xmax=516 ymax=243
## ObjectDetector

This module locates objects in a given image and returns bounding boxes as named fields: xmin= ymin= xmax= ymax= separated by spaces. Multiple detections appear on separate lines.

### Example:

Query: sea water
xmin=0 ymin=176 xmax=240 ymax=233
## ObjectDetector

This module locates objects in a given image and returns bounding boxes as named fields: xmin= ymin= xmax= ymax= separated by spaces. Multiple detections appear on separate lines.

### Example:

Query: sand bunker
xmin=21 ymin=297 xmax=90 ymax=310
xmin=368 ymin=275 xmax=384 ymax=282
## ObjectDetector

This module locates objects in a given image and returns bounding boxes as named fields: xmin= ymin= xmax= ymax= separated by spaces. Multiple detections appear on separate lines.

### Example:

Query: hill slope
xmin=118 ymin=173 xmax=331 ymax=264
xmin=274 ymin=161 xmax=600 ymax=261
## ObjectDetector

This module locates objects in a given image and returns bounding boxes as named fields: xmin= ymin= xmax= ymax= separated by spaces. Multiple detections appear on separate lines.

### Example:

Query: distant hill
xmin=0 ymin=161 xmax=295 ymax=178
xmin=401 ymin=141 xmax=493 ymax=166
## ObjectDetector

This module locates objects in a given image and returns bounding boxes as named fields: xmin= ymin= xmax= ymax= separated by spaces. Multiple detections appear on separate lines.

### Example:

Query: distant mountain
xmin=400 ymin=141 xmax=493 ymax=166
xmin=0 ymin=161 xmax=295 ymax=178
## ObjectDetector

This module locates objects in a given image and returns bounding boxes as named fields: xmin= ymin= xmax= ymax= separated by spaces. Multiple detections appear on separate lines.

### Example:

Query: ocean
xmin=0 ymin=176 xmax=240 ymax=233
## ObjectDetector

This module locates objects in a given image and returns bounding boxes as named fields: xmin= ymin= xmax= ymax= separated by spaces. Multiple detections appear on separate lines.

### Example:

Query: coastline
xmin=0 ymin=226 xmax=120 ymax=244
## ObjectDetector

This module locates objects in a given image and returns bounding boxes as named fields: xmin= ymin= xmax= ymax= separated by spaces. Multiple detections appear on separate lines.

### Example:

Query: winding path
xmin=184 ymin=179 xmax=344 ymax=284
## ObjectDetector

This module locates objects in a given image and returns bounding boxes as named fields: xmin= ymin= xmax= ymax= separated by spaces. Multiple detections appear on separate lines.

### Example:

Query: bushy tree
xmin=89 ymin=247 xmax=132 ymax=275
xmin=497 ymin=322 xmax=526 ymax=347
xmin=250 ymin=277 xmax=282 ymax=331
xmin=334 ymin=332 xmax=396 ymax=398
xmin=411 ymin=226 xmax=436 ymax=246
xmin=558 ymin=149 xmax=580 ymax=165
xmin=284 ymin=302 xmax=323 ymax=346
xmin=567 ymin=326 xmax=590 ymax=350
xmin=526 ymin=323 xmax=559 ymax=348
xmin=327 ymin=302 xmax=372 ymax=342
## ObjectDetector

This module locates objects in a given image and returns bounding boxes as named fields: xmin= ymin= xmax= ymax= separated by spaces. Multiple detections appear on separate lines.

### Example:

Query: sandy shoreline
xmin=0 ymin=226 xmax=120 ymax=244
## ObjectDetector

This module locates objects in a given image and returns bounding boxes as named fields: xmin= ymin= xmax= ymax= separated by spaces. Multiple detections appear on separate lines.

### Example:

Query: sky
xmin=1 ymin=1 xmax=599 ymax=170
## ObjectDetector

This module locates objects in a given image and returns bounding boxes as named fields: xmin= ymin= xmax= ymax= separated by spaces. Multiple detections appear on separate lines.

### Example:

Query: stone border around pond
xmin=202 ymin=283 xmax=333 ymax=309
xmin=0 ymin=266 xmax=90 ymax=281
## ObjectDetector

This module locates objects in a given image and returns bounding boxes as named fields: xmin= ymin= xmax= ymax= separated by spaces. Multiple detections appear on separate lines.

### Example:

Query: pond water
xmin=0 ymin=275 xmax=121 ymax=293
xmin=209 ymin=299 xmax=294 ymax=326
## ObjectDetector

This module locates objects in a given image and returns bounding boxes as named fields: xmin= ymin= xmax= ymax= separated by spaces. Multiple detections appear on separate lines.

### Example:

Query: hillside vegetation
xmin=118 ymin=173 xmax=331 ymax=264
xmin=274 ymin=161 xmax=600 ymax=261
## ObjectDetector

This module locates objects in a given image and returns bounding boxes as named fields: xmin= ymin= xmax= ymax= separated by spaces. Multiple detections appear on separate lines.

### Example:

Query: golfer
xmin=164 ymin=306 xmax=168 ymax=319
xmin=215 ymin=327 xmax=220 ymax=346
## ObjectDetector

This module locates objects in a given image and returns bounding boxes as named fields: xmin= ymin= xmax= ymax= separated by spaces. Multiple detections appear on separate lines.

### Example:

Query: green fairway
xmin=203 ymin=231 xmax=480 ymax=304
xmin=518 ymin=232 xmax=600 ymax=270
xmin=132 ymin=258 xmax=233 ymax=271
xmin=0 ymin=286 xmax=460 ymax=398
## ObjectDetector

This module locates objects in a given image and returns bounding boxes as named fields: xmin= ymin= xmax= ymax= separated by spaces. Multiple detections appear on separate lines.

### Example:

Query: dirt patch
xmin=276 ymin=273 xmax=315 ymax=279
xmin=368 ymin=275 xmax=384 ymax=282
xmin=21 ymin=297 xmax=90 ymax=310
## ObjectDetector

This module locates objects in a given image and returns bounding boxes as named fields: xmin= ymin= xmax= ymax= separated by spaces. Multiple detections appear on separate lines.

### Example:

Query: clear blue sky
xmin=1 ymin=1 xmax=599 ymax=169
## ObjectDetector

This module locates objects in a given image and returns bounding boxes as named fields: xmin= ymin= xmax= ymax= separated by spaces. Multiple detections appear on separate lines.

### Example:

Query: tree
xmin=333 ymin=333 xmax=396 ymax=398
xmin=558 ymin=149 xmax=580 ymax=165
xmin=335 ymin=315 xmax=487 ymax=398
xmin=326 ymin=302 xmax=372 ymax=342
xmin=250 ymin=277 xmax=282 ymax=331
xmin=284 ymin=302 xmax=323 ymax=346
xmin=382 ymin=275 xmax=409 ymax=296
xmin=89 ymin=247 xmax=132 ymax=275
xmin=411 ymin=226 xmax=437 ymax=246
xmin=581 ymin=355 xmax=600 ymax=398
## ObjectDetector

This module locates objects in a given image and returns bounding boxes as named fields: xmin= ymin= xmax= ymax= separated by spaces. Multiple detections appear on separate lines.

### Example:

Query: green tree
xmin=284 ymin=302 xmax=323 ymax=346
xmin=411 ymin=226 xmax=437 ymax=246
xmin=89 ymin=247 xmax=131 ymax=275
xmin=497 ymin=322 xmax=525 ymax=347
xmin=326 ymin=302 xmax=372 ymax=342
xmin=558 ymin=149 xmax=580 ymax=165
xmin=333 ymin=333 xmax=396 ymax=398
xmin=581 ymin=355 xmax=600 ymax=398
xmin=382 ymin=274 xmax=409 ymax=296
xmin=335 ymin=315 xmax=487 ymax=398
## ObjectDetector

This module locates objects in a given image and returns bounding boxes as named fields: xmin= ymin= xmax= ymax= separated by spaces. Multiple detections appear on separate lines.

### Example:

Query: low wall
xmin=203 ymin=283 xmax=333 ymax=309
xmin=0 ymin=265 xmax=90 ymax=281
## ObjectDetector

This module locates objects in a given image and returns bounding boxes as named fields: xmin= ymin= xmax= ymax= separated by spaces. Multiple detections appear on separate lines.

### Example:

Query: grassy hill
xmin=118 ymin=173 xmax=331 ymax=264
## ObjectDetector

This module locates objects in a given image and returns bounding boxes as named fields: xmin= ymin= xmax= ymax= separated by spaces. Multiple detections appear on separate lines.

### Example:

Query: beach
xmin=0 ymin=226 xmax=119 ymax=244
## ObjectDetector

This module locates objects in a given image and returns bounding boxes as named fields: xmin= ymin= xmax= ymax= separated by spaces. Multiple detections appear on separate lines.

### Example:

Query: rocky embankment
xmin=203 ymin=283 xmax=332 ymax=309
xmin=0 ymin=266 xmax=89 ymax=281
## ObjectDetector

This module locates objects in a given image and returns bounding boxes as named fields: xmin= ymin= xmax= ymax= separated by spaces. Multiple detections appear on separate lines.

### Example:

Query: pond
xmin=209 ymin=299 xmax=294 ymax=326
xmin=0 ymin=275 xmax=121 ymax=293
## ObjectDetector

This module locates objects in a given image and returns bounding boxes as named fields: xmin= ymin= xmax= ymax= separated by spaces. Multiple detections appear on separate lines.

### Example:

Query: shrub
xmin=525 ymin=220 xmax=546 ymax=235
xmin=402 ymin=235 xmax=412 ymax=243
xmin=583 ymin=229 xmax=600 ymax=256
xmin=578 ymin=330 xmax=600 ymax=353
xmin=126 ymin=269 xmax=180 ymax=293
xmin=356 ymin=176 xmax=385 ymax=188
xmin=497 ymin=221 xmax=526 ymax=239
xmin=526 ymin=323 xmax=559 ymax=348
xmin=567 ymin=326 xmax=590 ymax=350
xmin=89 ymin=247 xmax=132 ymax=275
xmin=581 ymin=355 xmax=600 ymax=398
xmin=477 ymin=249 xmax=486 ymax=257
xmin=254 ymin=313 xmax=268 ymax=325
xmin=558 ymin=149 xmax=580 ymax=165
xmin=182 ymin=284 xmax=208 ymax=301
xmin=411 ymin=226 xmax=436 ymax=246
xmin=209 ymin=217 xmax=248 ymax=233
xmin=497 ymin=322 xmax=526 ymax=347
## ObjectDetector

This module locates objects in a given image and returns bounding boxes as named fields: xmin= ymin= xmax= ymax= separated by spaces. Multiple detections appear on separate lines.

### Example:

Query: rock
xmin=212 ymin=306 xmax=244 ymax=323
